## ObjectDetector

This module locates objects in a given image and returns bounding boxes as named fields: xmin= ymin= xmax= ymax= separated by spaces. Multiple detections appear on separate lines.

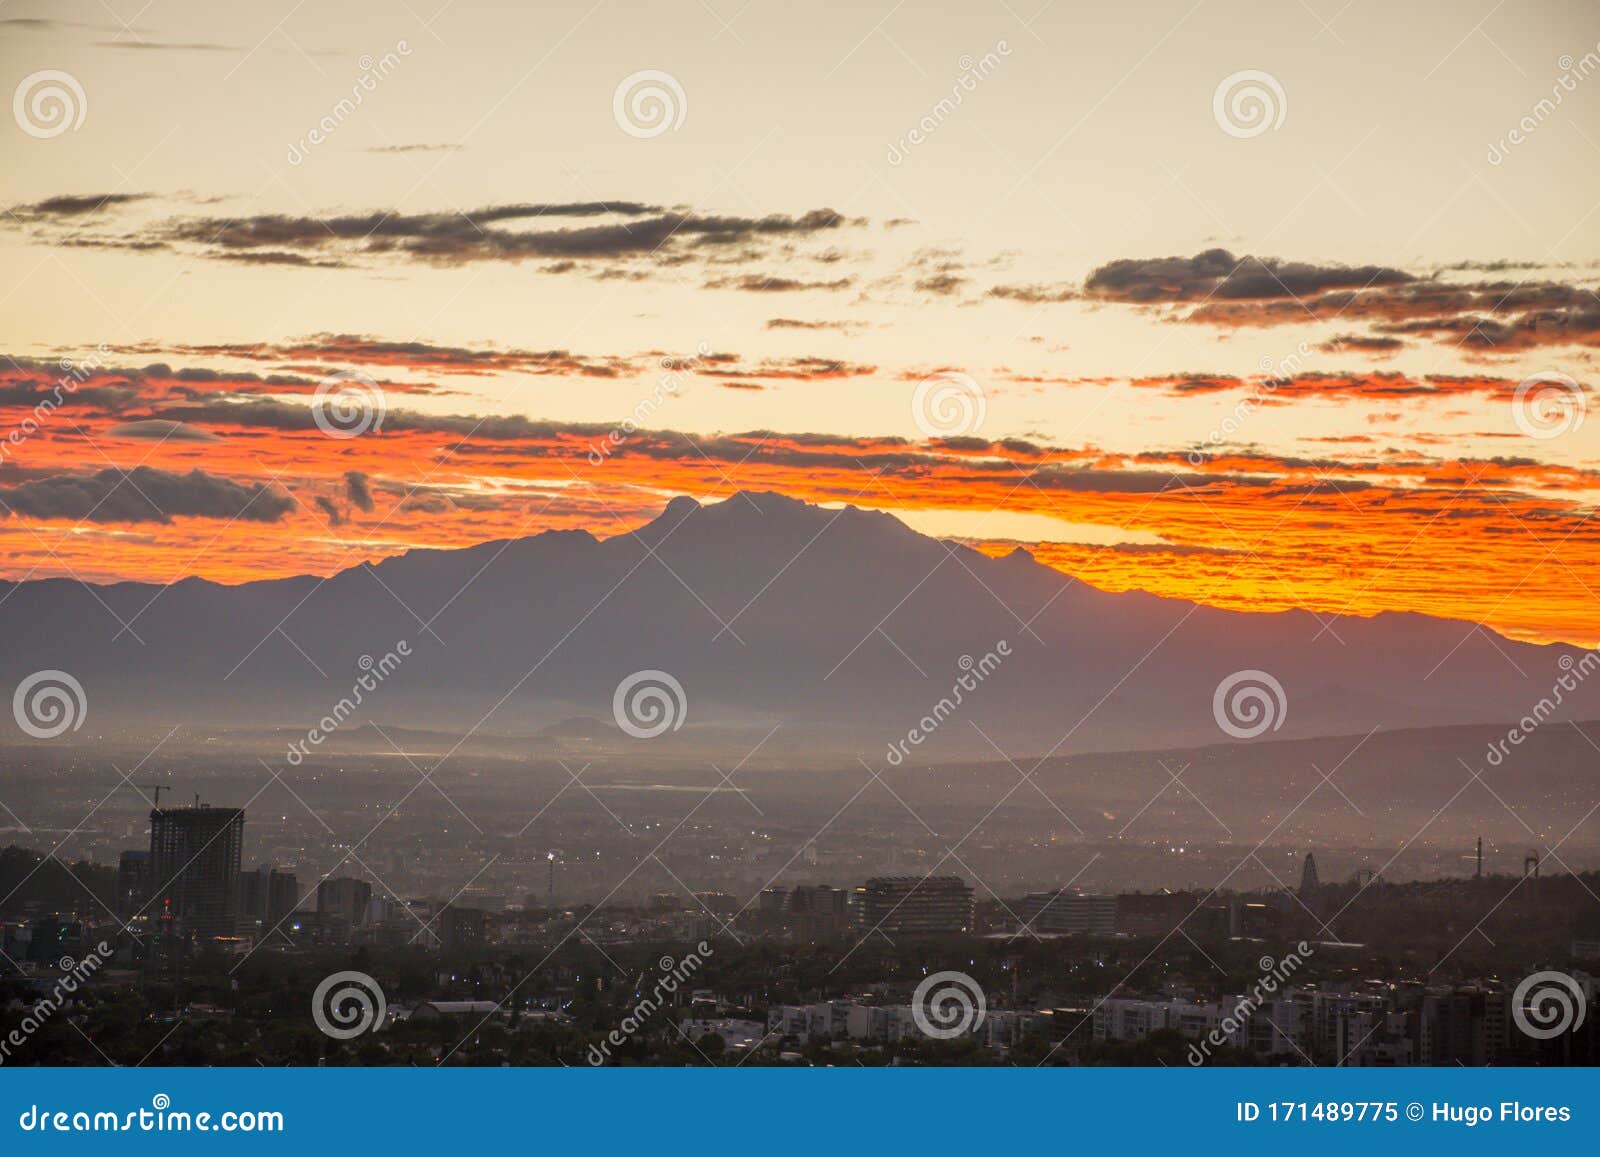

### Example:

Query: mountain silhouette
xmin=1 ymin=490 xmax=1590 ymax=756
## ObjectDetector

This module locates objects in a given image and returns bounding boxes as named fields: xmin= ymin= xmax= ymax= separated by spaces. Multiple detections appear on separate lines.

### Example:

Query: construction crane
xmin=138 ymin=785 xmax=171 ymax=810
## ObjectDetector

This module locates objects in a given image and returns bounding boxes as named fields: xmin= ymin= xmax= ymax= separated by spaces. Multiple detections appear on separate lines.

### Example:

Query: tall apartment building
xmin=148 ymin=805 xmax=245 ymax=940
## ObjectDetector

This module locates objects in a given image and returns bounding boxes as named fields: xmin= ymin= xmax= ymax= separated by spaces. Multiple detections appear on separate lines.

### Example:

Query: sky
xmin=1 ymin=0 xmax=1598 ymax=644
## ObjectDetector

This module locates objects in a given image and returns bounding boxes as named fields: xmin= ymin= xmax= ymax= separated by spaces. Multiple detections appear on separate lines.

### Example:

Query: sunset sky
xmin=2 ymin=0 xmax=1598 ymax=644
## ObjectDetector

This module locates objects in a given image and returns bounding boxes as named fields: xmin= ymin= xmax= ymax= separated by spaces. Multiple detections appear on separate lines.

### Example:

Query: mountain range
xmin=1 ymin=490 xmax=1591 ymax=757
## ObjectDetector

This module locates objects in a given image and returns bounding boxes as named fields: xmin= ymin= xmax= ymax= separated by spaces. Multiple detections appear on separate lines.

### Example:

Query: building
xmin=148 ymin=805 xmax=244 ymax=940
xmin=684 ymin=1018 xmax=767 ymax=1053
xmin=858 ymin=876 xmax=973 ymax=935
xmin=410 ymin=1000 xmax=499 ymax=1018
xmin=1299 ymin=853 xmax=1321 ymax=896
xmin=1018 ymin=892 xmax=1116 ymax=935
xmin=240 ymin=866 xmax=300 ymax=935
xmin=316 ymin=877 xmax=373 ymax=928
xmin=434 ymin=904 xmax=489 ymax=951
xmin=116 ymin=850 xmax=150 ymax=918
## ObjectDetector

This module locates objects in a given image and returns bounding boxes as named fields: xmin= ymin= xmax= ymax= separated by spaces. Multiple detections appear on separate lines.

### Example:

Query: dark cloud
xmin=4 ymin=195 xmax=860 ymax=276
xmin=705 ymin=274 xmax=855 ymax=292
xmin=914 ymin=273 xmax=967 ymax=295
xmin=314 ymin=496 xmax=344 ymax=526
xmin=159 ymin=333 xmax=635 ymax=378
xmin=104 ymin=419 xmax=221 ymax=442
xmin=1319 ymin=334 xmax=1405 ymax=353
xmin=1083 ymin=248 xmax=1600 ymax=353
xmin=137 ymin=204 xmax=854 ymax=269
xmin=764 ymin=318 xmax=863 ymax=331
xmin=0 ymin=467 xmax=293 ymax=524
xmin=344 ymin=470 xmax=375 ymax=513
xmin=1084 ymin=248 xmax=1415 ymax=304
xmin=988 ymin=283 xmax=1077 ymax=304
xmin=10 ymin=193 xmax=154 ymax=219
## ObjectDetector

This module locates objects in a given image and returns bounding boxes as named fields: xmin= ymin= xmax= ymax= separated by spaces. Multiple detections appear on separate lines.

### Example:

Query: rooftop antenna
xmin=140 ymin=785 xmax=168 ymax=809
xmin=1476 ymin=836 xmax=1483 ymax=879
xmin=1524 ymin=850 xmax=1540 ymax=878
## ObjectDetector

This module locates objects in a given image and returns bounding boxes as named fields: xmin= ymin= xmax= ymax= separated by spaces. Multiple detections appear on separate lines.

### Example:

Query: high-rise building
xmin=1299 ymin=853 xmax=1321 ymax=896
xmin=116 ymin=850 xmax=151 ymax=917
xmin=858 ymin=876 xmax=973 ymax=935
xmin=240 ymin=866 xmax=300 ymax=932
xmin=148 ymin=805 xmax=245 ymax=940
xmin=316 ymin=876 xmax=373 ymax=928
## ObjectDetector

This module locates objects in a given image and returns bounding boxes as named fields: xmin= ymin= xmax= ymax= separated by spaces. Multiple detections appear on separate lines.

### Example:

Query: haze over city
xmin=1 ymin=0 xmax=1598 ymax=1077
